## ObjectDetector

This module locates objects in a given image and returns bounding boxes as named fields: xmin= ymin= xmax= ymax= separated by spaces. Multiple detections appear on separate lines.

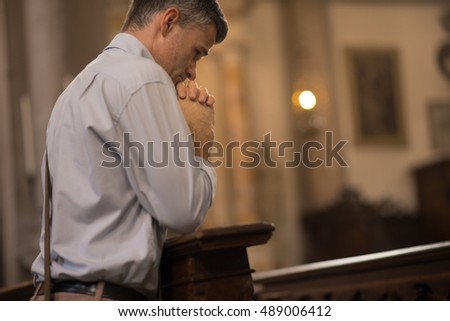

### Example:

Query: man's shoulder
xmin=85 ymin=50 xmax=172 ymax=94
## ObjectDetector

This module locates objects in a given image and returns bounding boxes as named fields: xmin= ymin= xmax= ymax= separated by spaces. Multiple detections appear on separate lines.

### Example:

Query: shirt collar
xmin=104 ymin=33 xmax=154 ymax=61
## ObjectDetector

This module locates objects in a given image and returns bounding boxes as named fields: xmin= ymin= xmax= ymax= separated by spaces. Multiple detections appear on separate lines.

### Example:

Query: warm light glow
xmin=291 ymin=90 xmax=301 ymax=107
xmin=299 ymin=90 xmax=317 ymax=110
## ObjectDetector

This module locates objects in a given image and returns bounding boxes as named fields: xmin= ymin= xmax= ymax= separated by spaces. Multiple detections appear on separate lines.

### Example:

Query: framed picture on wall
xmin=428 ymin=101 xmax=450 ymax=151
xmin=347 ymin=48 xmax=407 ymax=146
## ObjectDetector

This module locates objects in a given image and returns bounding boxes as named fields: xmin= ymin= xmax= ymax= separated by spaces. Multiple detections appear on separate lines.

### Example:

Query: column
xmin=0 ymin=0 xmax=19 ymax=285
xmin=201 ymin=1 xmax=259 ymax=227
xmin=283 ymin=0 xmax=345 ymax=213
xmin=23 ymin=0 xmax=66 ymax=204
xmin=220 ymin=45 xmax=258 ymax=225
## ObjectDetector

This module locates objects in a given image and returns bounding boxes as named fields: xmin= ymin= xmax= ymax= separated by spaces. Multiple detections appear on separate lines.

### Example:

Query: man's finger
xmin=198 ymin=87 xmax=209 ymax=104
xmin=206 ymin=94 xmax=216 ymax=107
xmin=176 ymin=82 xmax=187 ymax=99
xmin=188 ymin=80 xmax=199 ymax=101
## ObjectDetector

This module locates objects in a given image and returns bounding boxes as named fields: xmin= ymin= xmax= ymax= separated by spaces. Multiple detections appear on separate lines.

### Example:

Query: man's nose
xmin=186 ymin=62 xmax=197 ymax=80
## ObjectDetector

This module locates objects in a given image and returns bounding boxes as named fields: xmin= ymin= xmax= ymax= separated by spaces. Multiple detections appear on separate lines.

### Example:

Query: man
xmin=31 ymin=0 xmax=228 ymax=300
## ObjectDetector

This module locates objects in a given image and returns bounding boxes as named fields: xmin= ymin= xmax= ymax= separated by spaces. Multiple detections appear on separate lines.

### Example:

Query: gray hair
xmin=121 ymin=0 xmax=228 ymax=43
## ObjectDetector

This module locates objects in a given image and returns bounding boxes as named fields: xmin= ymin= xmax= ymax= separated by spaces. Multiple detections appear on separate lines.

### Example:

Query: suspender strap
xmin=44 ymin=150 xmax=52 ymax=300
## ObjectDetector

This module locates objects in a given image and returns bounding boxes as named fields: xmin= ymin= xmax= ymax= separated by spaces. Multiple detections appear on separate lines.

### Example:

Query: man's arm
xmin=116 ymin=81 xmax=216 ymax=233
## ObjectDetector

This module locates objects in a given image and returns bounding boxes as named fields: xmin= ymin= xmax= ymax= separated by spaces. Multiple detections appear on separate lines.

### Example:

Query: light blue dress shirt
xmin=31 ymin=33 xmax=216 ymax=298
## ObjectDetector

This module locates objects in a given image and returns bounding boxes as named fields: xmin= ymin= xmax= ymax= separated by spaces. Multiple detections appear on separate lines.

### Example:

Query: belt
xmin=52 ymin=281 xmax=148 ymax=301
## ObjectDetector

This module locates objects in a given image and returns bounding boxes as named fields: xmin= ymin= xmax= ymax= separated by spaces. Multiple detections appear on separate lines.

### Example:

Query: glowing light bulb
xmin=299 ymin=90 xmax=316 ymax=110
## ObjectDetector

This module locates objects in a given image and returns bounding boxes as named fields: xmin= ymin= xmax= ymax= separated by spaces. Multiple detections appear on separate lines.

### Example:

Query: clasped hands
xmin=177 ymin=80 xmax=215 ymax=160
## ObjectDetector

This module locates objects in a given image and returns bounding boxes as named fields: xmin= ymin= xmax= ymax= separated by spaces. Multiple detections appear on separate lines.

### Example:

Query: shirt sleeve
xmin=115 ymin=81 xmax=216 ymax=234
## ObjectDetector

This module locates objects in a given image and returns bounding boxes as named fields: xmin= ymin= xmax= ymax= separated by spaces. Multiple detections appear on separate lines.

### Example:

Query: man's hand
xmin=176 ymin=80 xmax=215 ymax=160
xmin=177 ymin=80 xmax=216 ymax=107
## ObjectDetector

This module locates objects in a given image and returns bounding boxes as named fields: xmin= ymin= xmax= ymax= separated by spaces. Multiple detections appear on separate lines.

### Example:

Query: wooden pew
xmin=253 ymin=241 xmax=450 ymax=300
xmin=0 ymin=222 xmax=275 ymax=300
xmin=160 ymin=222 xmax=275 ymax=300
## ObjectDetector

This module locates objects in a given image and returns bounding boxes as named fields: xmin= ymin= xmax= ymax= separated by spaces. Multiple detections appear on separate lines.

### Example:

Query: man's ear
xmin=161 ymin=7 xmax=180 ymax=37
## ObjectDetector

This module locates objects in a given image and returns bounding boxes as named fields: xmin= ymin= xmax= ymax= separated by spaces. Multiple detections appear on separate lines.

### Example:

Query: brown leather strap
xmin=30 ymin=282 xmax=43 ymax=301
xmin=44 ymin=150 xmax=52 ymax=300
xmin=94 ymin=281 xmax=105 ymax=301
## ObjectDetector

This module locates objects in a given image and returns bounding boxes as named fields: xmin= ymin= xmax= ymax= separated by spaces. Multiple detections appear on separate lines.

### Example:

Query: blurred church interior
xmin=1 ymin=0 xmax=450 ymax=291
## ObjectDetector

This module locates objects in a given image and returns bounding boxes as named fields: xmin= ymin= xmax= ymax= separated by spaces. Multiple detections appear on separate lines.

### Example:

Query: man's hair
xmin=121 ymin=0 xmax=228 ymax=43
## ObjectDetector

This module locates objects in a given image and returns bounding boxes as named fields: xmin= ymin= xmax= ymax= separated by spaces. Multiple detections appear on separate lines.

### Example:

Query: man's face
xmin=158 ymin=23 xmax=217 ymax=85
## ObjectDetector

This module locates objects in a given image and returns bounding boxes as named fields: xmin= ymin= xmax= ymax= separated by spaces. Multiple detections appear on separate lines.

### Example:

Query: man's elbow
xmin=166 ymin=206 xmax=208 ymax=234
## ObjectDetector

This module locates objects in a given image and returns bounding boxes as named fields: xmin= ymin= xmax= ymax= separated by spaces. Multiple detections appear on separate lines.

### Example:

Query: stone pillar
xmin=201 ymin=0 xmax=304 ymax=270
xmin=244 ymin=0 xmax=303 ymax=269
xmin=220 ymin=45 xmax=258 ymax=225
xmin=65 ymin=0 xmax=107 ymax=76
xmin=23 ymin=0 xmax=66 ymax=204
xmin=201 ymin=1 xmax=259 ymax=228
xmin=283 ymin=0 xmax=345 ymax=213
xmin=0 ymin=0 xmax=19 ymax=285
